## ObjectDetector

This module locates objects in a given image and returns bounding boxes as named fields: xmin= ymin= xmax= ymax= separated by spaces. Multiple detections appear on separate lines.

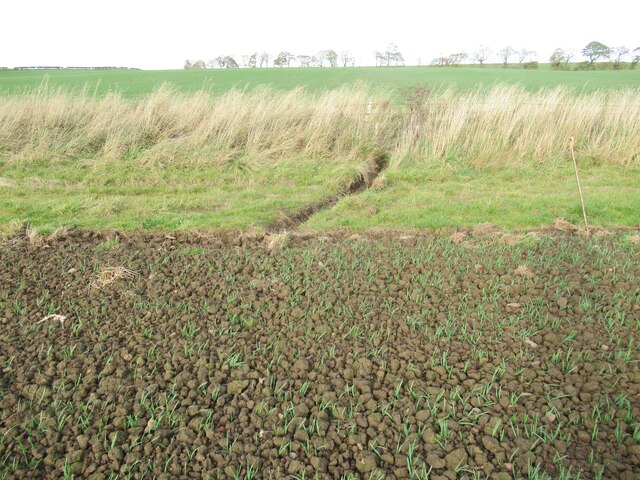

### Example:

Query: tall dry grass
xmin=0 ymin=84 xmax=393 ymax=167
xmin=1 ymin=83 xmax=639 ymax=168
xmin=396 ymin=85 xmax=640 ymax=167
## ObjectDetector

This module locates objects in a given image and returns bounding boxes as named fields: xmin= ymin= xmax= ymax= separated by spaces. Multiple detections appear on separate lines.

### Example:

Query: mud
xmin=1 ymin=229 xmax=639 ymax=479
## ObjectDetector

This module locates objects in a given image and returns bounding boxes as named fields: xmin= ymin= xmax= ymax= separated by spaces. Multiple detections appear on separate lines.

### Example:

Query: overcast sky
xmin=2 ymin=0 xmax=638 ymax=69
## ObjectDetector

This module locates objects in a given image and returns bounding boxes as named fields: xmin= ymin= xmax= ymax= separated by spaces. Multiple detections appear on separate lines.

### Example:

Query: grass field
xmin=1 ymin=65 xmax=640 ymax=98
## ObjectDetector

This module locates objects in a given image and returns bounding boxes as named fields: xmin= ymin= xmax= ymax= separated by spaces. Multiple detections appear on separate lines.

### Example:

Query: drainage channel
xmin=266 ymin=151 xmax=388 ymax=233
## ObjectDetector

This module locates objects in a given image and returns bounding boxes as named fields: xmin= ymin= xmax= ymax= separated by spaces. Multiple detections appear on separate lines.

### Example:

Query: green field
xmin=1 ymin=65 xmax=640 ymax=98
xmin=1 ymin=67 xmax=639 ymax=235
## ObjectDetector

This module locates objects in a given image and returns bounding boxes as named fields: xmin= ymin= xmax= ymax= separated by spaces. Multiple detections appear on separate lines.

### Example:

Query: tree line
xmin=184 ymin=41 xmax=640 ymax=70
xmin=550 ymin=42 xmax=639 ymax=70
xmin=185 ymin=50 xmax=355 ymax=70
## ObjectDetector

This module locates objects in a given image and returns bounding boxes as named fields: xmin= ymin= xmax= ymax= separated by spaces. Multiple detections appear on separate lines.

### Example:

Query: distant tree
xmin=517 ymin=49 xmax=535 ymax=64
xmin=248 ymin=53 xmax=257 ymax=68
xmin=564 ymin=50 xmax=576 ymax=66
xmin=297 ymin=55 xmax=312 ymax=68
xmin=582 ymin=41 xmax=611 ymax=64
xmin=312 ymin=50 xmax=325 ymax=67
xmin=549 ymin=48 xmax=567 ymax=69
xmin=214 ymin=56 xmax=226 ymax=68
xmin=326 ymin=50 xmax=338 ymax=67
xmin=376 ymin=46 xmax=402 ymax=66
xmin=612 ymin=46 xmax=629 ymax=69
xmin=224 ymin=56 xmax=239 ymax=68
xmin=192 ymin=59 xmax=206 ymax=69
xmin=384 ymin=44 xmax=403 ymax=66
xmin=184 ymin=59 xmax=193 ymax=69
xmin=374 ymin=51 xmax=385 ymax=67
xmin=498 ymin=46 xmax=515 ymax=67
xmin=473 ymin=46 xmax=491 ymax=67
xmin=431 ymin=57 xmax=449 ymax=67
xmin=274 ymin=51 xmax=294 ymax=67
xmin=340 ymin=50 xmax=354 ymax=67
xmin=258 ymin=52 xmax=271 ymax=68
xmin=447 ymin=52 xmax=468 ymax=66
xmin=632 ymin=47 xmax=640 ymax=69
xmin=207 ymin=59 xmax=217 ymax=69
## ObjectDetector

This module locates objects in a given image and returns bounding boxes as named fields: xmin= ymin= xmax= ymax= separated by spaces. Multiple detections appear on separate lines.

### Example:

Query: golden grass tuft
xmin=90 ymin=266 xmax=138 ymax=290
xmin=450 ymin=231 xmax=466 ymax=245
xmin=551 ymin=218 xmax=579 ymax=232
xmin=514 ymin=265 xmax=534 ymax=278
xmin=25 ymin=225 xmax=45 ymax=247
xmin=264 ymin=231 xmax=290 ymax=251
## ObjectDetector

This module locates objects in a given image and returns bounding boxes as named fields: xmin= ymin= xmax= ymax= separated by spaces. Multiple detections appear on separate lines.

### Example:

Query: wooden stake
xmin=569 ymin=136 xmax=589 ymax=231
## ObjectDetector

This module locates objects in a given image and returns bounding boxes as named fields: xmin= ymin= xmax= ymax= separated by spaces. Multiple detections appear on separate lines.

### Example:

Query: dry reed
xmin=1 ymin=83 xmax=639 ymax=168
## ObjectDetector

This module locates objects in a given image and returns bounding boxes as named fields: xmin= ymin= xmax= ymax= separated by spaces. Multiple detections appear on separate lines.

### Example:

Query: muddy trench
xmin=266 ymin=151 xmax=388 ymax=233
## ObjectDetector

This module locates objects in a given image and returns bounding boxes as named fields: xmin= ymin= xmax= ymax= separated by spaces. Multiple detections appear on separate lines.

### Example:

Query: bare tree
xmin=315 ymin=50 xmax=327 ymax=67
xmin=207 ymin=59 xmax=217 ymax=69
xmin=248 ymin=53 xmax=257 ymax=68
xmin=258 ymin=52 xmax=271 ymax=68
xmin=613 ymin=46 xmax=630 ymax=69
xmin=326 ymin=50 xmax=338 ymax=67
xmin=184 ymin=59 xmax=193 ymax=69
xmin=374 ymin=51 xmax=384 ymax=67
xmin=517 ymin=49 xmax=535 ymax=64
xmin=384 ymin=44 xmax=403 ymax=66
xmin=340 ymin=50 xmax=354 ymax=67
xmin=192 ymin=59 xmax=206 ymax=69
xmin=633 ymin=47 xmax=640 ymax=69
xmin=498 ymin=46 xmax=515 ymax=68
xmin=297 ymin=55 xmax=312 ymax=68
xmin=564 ymin=49 xmax=576 ymax=67
xmin=473 ymin=46 xmax=491 ymax=67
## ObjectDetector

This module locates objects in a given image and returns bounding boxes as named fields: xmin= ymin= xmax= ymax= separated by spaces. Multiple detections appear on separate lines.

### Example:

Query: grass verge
xmin=304 ymin=165 xmax=640 ymax=231
xmin=1 ymin=84 xmax=639 ymax=232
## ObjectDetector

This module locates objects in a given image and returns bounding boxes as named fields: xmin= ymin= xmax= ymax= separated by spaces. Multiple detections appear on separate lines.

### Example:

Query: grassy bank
xmin=1 ymin=84 xmax=639 ymax=232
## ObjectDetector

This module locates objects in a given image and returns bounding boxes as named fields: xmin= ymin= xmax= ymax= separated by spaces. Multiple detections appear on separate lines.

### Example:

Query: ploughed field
xmin=1 ymin=230 xmax=639 ymax=479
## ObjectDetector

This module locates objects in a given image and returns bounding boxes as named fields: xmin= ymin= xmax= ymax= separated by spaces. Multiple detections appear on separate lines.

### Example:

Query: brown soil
xmin=1 ymin=229 xmax=639 ymax=479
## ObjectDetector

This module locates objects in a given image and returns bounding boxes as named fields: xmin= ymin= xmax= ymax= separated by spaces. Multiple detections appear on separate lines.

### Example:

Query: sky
xmin=2 ymin=0 xmax=639 ymax=69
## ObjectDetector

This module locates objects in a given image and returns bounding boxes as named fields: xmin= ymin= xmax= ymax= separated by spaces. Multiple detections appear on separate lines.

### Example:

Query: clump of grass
xmin=25 ymin=225 xmax=45 ymax=247
xmin=514 ymin=265 xmax=533 ymax=277
xmin=90 ymin=266 xmax=138 ymax=290
xmin=265 ymin=231 xmax=290 ymax=251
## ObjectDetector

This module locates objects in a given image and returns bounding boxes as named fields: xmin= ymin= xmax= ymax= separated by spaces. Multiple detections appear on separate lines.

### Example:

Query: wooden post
xmin=569 ymin=136 xmax=589 ymax=231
